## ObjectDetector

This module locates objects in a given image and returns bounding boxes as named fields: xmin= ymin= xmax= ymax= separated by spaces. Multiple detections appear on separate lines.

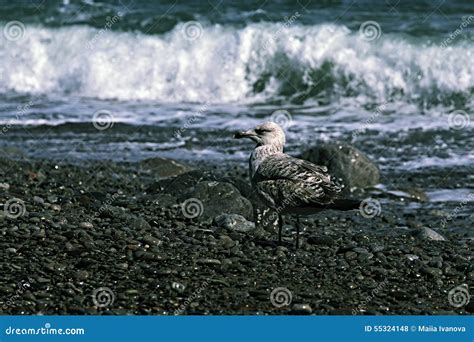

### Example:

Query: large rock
xmin=147 ymin=171 xmax=254 ymax=222
xmin=148 ymin=170 xmax=218 ymax=195
xmin=300 ymin=143 xmax=379 ymax=189
xmin=140 ymin=157 xmax=192 ymax=178
xmin=213 ymin=214 xmax=255 ymax=232
xmin=410 ymin=227 xmax=447 ymax=241
xmin=148 ymin=169 xmax=259 ymax=204
xmin=179 ymin=181 xmax=253 ymax=223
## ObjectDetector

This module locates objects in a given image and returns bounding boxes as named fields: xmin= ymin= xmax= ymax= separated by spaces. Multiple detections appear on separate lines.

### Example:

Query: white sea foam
xmin=0 ymin=23 xmax=472 ymax=104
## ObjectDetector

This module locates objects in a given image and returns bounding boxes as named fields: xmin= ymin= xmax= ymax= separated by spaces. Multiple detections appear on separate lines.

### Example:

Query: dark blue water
xmin=0 ymin=1 xmax=472 ymax=204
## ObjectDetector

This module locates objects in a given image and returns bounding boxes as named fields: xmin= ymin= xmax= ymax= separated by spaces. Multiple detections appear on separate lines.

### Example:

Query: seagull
xmin=234 ymin=121 xmax=360 ymax=248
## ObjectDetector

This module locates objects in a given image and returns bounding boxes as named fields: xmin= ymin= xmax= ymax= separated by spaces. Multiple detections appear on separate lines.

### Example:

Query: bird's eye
xmin=255 ymin=128 xmax=264 ymax=134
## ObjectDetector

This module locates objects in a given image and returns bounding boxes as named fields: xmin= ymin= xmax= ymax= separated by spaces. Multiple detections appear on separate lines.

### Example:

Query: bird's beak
xmin=233 ymin=129 xmax=257 ymax=139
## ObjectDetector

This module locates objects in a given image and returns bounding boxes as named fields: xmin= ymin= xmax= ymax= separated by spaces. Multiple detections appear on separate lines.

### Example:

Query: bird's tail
xmin=323 ymin=199 xmax=361 ymax=211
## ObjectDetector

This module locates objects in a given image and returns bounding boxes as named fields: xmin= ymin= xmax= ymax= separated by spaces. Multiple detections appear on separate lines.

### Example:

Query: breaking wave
xmin=0 ymin=22 xmax=472 ymax=105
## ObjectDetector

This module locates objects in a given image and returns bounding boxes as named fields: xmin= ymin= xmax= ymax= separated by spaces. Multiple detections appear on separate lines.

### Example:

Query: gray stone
xmin=180 ymin=181 xmax=253 ymax=222
xmin=79 ymin=221 xmax=93 ymax=229
xmin=405 ymin=254 xmax=420 ymax=261
xmin=213 ymin=214 xmax=255 ymax=232
xmin=219 ymin=235 xmax=236 ymax=249
xmin=33 ymin=196 xmax=45 ymax=205
xmin=171 ymin=282 xmax=185 ymax=293
xmin=50 ymin=204 xmax=61 ymax=212
xmin=197 ymin=259 xmax=221 ymax=265
xmin=411 ymin=227 xmax=447 ymax=241
xmin=300 ymin=143 xmax=380 ymax=189
xmin=292 ymin=304 xmax=313 ymax=314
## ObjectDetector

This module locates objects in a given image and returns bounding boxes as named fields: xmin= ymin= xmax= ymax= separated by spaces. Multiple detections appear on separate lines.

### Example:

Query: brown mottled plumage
xmin=234 ymin=121 xmax=358 ymax=248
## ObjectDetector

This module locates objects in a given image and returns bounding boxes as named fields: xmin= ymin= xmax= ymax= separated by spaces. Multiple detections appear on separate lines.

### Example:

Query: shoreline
xmin=0 ymin=155 xmax=472 ymax=315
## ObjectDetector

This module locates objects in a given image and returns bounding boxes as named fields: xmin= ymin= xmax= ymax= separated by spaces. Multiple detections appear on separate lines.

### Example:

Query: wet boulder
xmin=179 ymin=181 xmax=253 ymax=223
xmin=147 ymin=170 xmax=218 ymax=195
xmin=410 ymin=227 xmax=447 ymax=241
xmin=300 ymin=143 xmax=380 ymax=189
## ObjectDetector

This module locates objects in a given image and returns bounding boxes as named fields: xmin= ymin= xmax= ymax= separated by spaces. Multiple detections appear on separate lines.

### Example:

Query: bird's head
xmin=234 ymin=122 xmax=286 ymax=148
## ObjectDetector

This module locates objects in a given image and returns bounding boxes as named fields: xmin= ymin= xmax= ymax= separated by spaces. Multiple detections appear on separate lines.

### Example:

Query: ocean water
xmin=0 ymin=1 xmax=472 ymax=199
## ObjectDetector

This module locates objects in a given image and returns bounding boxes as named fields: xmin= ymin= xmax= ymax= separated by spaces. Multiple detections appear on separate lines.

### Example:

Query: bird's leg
xmin=278 ymin=213 xmax=283 ymax=245
xmin=295 ymin=215 xmax=300 ymax=249
xmin=254 ymin=206 xmax=262 ymax=230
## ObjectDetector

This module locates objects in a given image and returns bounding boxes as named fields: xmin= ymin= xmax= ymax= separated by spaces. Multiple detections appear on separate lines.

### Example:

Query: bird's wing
xmin=253 ymin=153 xmax=343 ymax=207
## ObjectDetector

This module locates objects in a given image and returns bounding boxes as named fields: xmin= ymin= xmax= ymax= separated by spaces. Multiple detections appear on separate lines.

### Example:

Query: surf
xmin=0 ymin=22 xmax=472 ymax=106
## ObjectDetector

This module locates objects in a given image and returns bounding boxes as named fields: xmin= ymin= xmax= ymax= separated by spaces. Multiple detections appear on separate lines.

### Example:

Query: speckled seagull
xmin=234 ymin=122 xmax=360 ymax=248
